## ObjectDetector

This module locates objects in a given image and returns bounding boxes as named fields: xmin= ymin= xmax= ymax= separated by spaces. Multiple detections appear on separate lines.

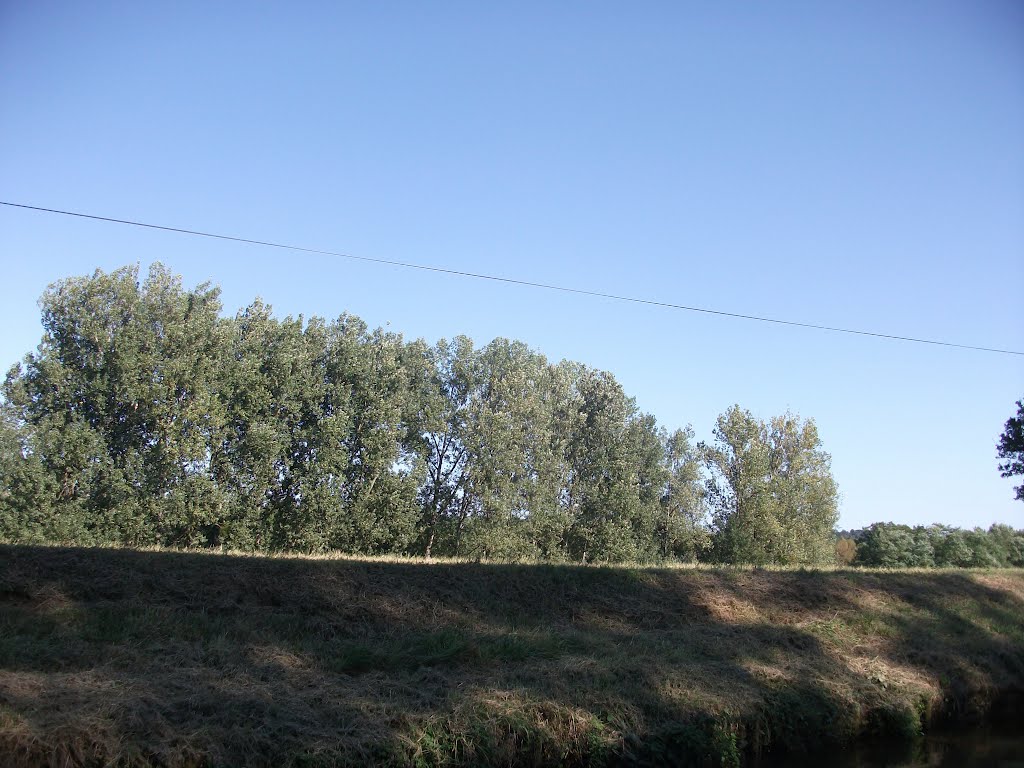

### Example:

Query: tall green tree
xmin=4 ymin=262 xmax=881 ymax=567
xmin=212 ymin=306 xmax=423 ymax=553
xmin=3 ymin=264 xmax=226 ymax=546
xmin=0 ymin=406 xmax=59 ymax=542
xmin=324 ymin=317 xmax=425 ymax=553
xmin=416 ymin=336 xmax=479 ymax=557
xmin=997 ymin=399 xmax=1024 ymax=501
xmin=856 ymin=523 xmax=934 ymax=568
xmin=559 ymin=365 xmax=666 ymax=563
xmin=985 ymin=523 xmax=1024 ymax=567
xmin=701 ymin=406 xmax=838 ymax=565
xmin=659 ymin=427 xmax=710 ymax=561
xmin=455 ymin=339 xmax=564 ymax=560
xmin=415 ymin=337 xmax=565 ymax=560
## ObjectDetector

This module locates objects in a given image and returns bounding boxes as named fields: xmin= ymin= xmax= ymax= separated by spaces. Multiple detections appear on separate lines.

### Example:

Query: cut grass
xmin=0 ymin=545 xmax=1022 ymax=766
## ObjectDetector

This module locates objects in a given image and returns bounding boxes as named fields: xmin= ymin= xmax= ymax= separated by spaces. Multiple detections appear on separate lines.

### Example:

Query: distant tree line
xmin=836 ymin=524 xmax=1024 ymax=568
xmin=0 ymin=265 xmax=1017 ymax=568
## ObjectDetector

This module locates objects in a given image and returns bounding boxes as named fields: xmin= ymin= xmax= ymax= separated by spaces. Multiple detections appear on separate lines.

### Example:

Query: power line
xmin=2 ymin=199 xmax=1021 ymax=357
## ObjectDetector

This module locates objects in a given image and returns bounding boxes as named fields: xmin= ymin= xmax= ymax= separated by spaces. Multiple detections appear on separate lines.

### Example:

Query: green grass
xmin=1 ymin=545 xmax=1022 ymax=766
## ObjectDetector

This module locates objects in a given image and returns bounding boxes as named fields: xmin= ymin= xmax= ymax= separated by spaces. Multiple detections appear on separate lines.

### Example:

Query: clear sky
xmin=1 ymin=1 xmax=1022 ymax=530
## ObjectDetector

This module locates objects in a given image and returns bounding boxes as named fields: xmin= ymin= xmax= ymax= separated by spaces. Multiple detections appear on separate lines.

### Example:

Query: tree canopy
xmin=3 ymin=264 xmax=1019 ymax=567
xmin=700 ymin=406 xmax=839 ymax=565
xmin=854 ymin=523 xmax=1024 ymax=568
xmin=997 ymin=399 xmax=1024 ymax=502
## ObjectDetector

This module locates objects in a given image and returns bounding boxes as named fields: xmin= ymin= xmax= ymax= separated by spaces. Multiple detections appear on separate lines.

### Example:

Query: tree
xmin=929 ymin=525 xmax=972 ymax=567
xmin=458 ymin=339 xmax=565 ymax=560
xmin=326 ymin=320 xmax=425 ymax=554
xmin=415 ymin=336 xmax=481 ymax=557
xmin=3 ymin=264 xmax=226 ymax=547
xmin=985 ymin=523 xmax=1024 ymax=567
xmin=835 ymin=536 xmax=857 ymax=565
xmin=0 ymin=406 xmax=59 ymax=543
xmin=212 ymin=306 xmax=423 ymax=553
xmin=558 ymin=365 xmax=666 ymax=563
xmin=997 ymin=399 xmax=1024 ymax=501
xmin=415 ymin=336 xmax=565 ymax=560
xmin=856 ymin=523 xmax=1024 ymax=569
xmin=701 ymin=406 xmax=839 ymax=566
xmin=6 ymin=262 xmax=891 ymax=566
xmin=659 ymin=427 xmax=710 ymax=561
xmin=856 ymin=523 xmax=934 ymax=568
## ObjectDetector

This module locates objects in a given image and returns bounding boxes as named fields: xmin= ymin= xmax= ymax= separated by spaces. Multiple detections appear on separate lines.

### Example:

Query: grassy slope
xmin=0 ymin=546 xmax=1022 ymax=767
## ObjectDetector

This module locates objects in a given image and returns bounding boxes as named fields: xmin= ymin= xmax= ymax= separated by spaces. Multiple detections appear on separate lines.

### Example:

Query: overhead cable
xmin=2 ymin=200 xmax=1020 ymax=356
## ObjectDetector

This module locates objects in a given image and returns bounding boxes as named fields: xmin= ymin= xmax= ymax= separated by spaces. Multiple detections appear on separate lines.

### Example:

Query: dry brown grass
xmin=1 ymin=545 xmax=1022 ymax=766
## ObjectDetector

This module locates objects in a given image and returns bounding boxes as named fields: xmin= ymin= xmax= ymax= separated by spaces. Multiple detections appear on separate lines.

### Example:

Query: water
xmin=754 ymin=726 xmax=1024 ymax=768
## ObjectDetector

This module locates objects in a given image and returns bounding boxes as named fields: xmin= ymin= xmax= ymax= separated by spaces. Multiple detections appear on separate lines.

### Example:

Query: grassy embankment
xmin=1 ymin=545 xmax=1022 ymax=767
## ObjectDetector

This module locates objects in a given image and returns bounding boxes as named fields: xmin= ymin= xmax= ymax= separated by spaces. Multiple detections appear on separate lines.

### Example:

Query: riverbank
xmin=1 ymin=545 xmax=1022 ymax=766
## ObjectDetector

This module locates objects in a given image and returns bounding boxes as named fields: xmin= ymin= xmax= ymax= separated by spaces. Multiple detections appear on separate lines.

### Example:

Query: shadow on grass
xmin=1 ymin=545 xmax=1023 ymax=766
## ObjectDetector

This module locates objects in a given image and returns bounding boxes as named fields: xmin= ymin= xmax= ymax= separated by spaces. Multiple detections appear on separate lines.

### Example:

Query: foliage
xmin=835 ymin=536 xmax=857 ymax=566
xmin=700 ymin=406 xmax=839 ymax=566
xmin=997 ymin=399 xmax=1024 ymax=501
xmin=2 ymin=264 xmax=1017 ymax=569
xmin=854 ymin=523 xmax=1024 ymax=568
xmin=659 ymin=427 xmax=710 ymax=561
xmin=558 ymin=365 xmax=667 ymax=563
xmin=2 ymin=265 xmax=692 ymax=563
xmin=1 ymin=267 xmax=422 ymax=554
xmin=855 ymin=523 xmax=935 ymax=568
xmin=0 ymin=409 xmax=57 ymax=543
xmin=416 ymin=337 xmax=569 ymax=560
xmin=2 ymin=265 xmax=225 ymax=547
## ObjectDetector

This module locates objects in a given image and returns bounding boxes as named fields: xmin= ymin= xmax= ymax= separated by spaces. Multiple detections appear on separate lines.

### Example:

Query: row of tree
xmin=0 ymin=264 xmax=844 ymax=564
xmin=4 ymin=265 xmax=1020 ymax=567
xmin=839 ymin=523 xmax=1024 ymax=568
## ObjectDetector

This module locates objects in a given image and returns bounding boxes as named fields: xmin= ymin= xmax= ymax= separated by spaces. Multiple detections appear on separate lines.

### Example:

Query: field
xmin=1 ymin=545 xmax=1022 ymax=766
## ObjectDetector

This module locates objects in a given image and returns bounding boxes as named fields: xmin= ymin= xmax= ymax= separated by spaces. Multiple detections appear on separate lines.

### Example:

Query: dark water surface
xmin=754 ymin=726 xmax=1024 ymax=767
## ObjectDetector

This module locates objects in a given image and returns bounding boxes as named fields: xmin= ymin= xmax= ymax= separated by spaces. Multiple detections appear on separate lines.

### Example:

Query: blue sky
xmin=2 ymin=1 xmax=1022 ymax=529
